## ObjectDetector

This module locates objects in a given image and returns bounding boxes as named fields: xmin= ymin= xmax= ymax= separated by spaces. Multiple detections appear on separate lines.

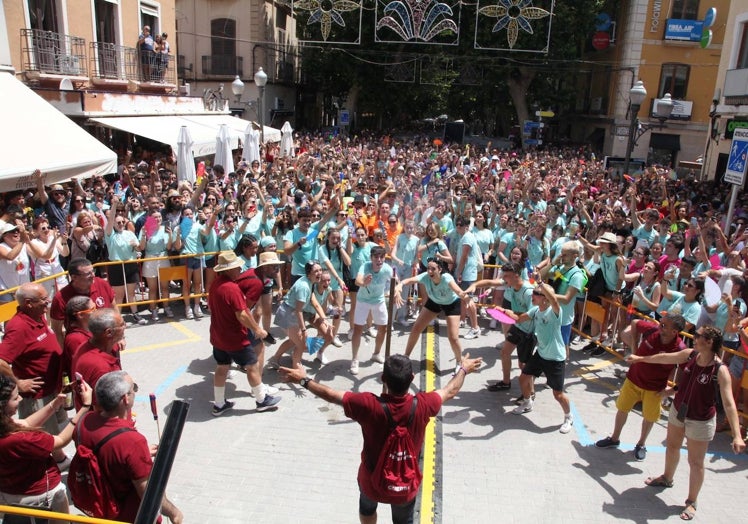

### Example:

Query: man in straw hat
xmin=235 ymin=251 xmax=285 ymax=368
xmin=208 ymin=251 xmax=281 ymax=416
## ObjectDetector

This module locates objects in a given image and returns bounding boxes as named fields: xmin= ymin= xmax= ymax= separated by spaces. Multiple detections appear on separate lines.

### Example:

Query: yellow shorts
xmin=615 ymin=378 xmax=663 ymax=423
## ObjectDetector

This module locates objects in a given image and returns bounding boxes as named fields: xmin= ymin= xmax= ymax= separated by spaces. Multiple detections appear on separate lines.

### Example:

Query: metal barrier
xmin=0 ymin=504 xmax=122 ymax=523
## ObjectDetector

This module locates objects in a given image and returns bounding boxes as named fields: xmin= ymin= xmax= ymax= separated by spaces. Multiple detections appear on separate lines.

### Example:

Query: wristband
xmin=82 ymin=404 xmax=92 ymax=408
xmin=458 ymin=366 xmax=468 ymax=376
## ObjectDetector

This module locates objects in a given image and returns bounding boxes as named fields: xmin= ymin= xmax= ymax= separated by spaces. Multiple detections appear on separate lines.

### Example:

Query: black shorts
xmin=262 ymin=282 xmax=274 ymax=295
xmin=348 ymin=281 xmax=360 ymax=293
xmin=506 ymin=325 xmax=537 ymax=364
xmin=424 ymin=297 xmax=461 ymax=317
xmin=522 ymin=352 xmax=566 ymax=392
xmin=212 ymin=344 xmax=259 ymax=367
xmin=204 ymin=256 xmax=217 ymax=269
xmin=108 ymin=261 xmax=140 ymax=286
xmin=501 ymin=298 xmax=512 ymax=309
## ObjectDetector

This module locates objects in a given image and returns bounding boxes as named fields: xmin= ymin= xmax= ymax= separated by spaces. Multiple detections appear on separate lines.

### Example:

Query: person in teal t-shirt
xmin=349 ymin=246 xmax=393 ymax=375
xmin=508 ymin=280 xmax=574 ymax=434
xmin=395 ymin=258 xmax=470 ymax=375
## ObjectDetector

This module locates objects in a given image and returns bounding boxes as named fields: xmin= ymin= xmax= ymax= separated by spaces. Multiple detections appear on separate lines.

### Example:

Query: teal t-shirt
xmin=303 ymin=283 xmax=331 ymax=314
xmin=419 ymin=238 xmax=447 ymax=267
xmin=182 ymin=221 xmax=205 ymax=256
xmin=528 ymin=305 xmax=565 ymax=361
xmin=105 ymin=230 xmax=138 ymax=261
xmin=350 ymin=241 xmax=375 ymax=278
xmin=284 ymin=226 xmax=322 ymax=277
xmin=284 ymin=276 xmax=312 ymax=308
xmin=356 ymin=262 xmax=393 ymax=305
xmin=139 ymin=226 xmax=170 ymax=257
xmin=457 ymin=231 xmax=480 ymax=282
xmin=505 ymin=282 xmax=534 ymax=333
xmin=394 ymin=233 xmax=419 ymax=278
xmin=319 ymin=244 xmax=345 ymax=291
xmin=549 ymin=264 xmax=586 ymax=326
xmin=417 ymin=272 xmax=459 ymax=305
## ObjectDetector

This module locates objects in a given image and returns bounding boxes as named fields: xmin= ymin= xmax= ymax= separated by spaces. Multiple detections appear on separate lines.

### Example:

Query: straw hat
xmin=596 ymin=232 xmax=618 ymax=245
xmin=256 ymin=251 xmax=284 ymax=269
xmin=213 ymin=251 xmax=244 ymax=272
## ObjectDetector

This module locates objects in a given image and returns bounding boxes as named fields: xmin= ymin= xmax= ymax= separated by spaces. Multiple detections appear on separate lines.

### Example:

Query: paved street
xmin=80 ymin=311 xmax=748 ymax=523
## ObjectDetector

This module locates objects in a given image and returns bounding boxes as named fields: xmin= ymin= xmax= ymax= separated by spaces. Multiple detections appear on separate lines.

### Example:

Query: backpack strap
xmin=75 ymin=412 xmax=133 ymax=453
xmin=379 ymin=396 xmax=418 ymax=429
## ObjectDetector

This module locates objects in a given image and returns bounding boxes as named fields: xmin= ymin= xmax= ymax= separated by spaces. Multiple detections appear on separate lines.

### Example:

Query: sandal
xmin=680 ymin=499 xmax=697 ymax=521
xmin=645 ymin=475 xmax=673 ymax=488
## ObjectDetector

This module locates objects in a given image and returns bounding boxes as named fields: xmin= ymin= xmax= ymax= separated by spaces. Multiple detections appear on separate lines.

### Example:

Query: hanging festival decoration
xmin=384 ymin=58 xmax=417 ymax=83
xmin=293 ymin=0 xmax=363 ymax=44
xmin=475 ymin=0 xmax=554 ymax=53
xmin=375 ymin=0 xmax=461 ymax=45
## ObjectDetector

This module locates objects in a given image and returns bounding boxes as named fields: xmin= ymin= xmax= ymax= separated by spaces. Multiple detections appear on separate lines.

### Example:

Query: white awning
xmin=181 ymin=114 xmax=282 ymax=144
xmin=89 ymin=115 xmax=281 ymax=158
xmin=0 ymin=73 xmax=117 ymax=192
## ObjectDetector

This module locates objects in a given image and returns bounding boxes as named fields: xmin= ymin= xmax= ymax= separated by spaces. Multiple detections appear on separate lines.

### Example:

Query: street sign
xmin=534 ymin=110 xmax=555 ymax=118
xmin=339 ymin=110 xmax=350 ymax=126
xmin=725 ymin=128 xmax=748 ymax=186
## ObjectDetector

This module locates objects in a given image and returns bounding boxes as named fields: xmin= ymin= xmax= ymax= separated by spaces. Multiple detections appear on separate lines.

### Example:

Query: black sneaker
xmin=256 ymin=394 xmax=281 ymax=412
xmin=591 ymin=346 xmax=606 ymax=357
xmin=595 ymin=436 xmax=620 ymax=448
xmin=264 ymin=333 xmax=277 ymax=345
xmin=633 ymin=444 xmax=647 ymax=461
xmin=487 ymin=381 xmax=511 ymax=391
xmin=212 ymin=400 xmax=234 ymax=417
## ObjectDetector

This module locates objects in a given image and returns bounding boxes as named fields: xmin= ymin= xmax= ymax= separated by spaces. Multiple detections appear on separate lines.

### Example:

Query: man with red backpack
xmin=70 ymin=370 xmax=182 ymax=523
xmin=279 ymin=352 xmax=482 ymax=523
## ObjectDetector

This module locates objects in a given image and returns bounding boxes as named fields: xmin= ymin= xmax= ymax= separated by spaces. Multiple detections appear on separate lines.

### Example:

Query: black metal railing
xmin=88 ymin=42 xmax=177 ymax=85
xmin=201 ymin=54 xmax=243 ymax=76
xmin=21 ymin=28 xmax=87 ymax=76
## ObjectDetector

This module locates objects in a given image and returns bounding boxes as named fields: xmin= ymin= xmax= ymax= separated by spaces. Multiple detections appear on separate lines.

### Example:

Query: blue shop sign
xmin=664 ymin=19 xmax=703 ymax=41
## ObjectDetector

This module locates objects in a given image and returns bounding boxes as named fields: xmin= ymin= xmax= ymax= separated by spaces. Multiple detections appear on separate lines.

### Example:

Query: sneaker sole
xmin=256 ymin=403 xmax=280 ymax=412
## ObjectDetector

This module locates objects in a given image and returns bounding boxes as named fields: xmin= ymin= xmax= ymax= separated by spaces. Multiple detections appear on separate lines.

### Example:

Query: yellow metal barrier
xmin=0 ymin=504 xmax=122 ymax=523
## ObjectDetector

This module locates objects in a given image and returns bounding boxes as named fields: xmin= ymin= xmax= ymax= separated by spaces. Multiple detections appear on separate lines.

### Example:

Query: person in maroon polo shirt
xmin=72 ymin=308 xmax=125 ymax=409
xmin=50 ymin=258 xmax=115 ymax=347
xmin=280 ymin=353 xmax=482 ymax=524
xmin=75 ymin=370 xmax=182 ymax=523
xmin=208 ymin=252 xmax=281 ymax=416
xmin=0 ymin=282 xmax=68 ymax=464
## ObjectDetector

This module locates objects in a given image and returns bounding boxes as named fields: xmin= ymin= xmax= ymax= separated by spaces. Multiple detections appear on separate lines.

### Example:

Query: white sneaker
xmin=315 ymin=351 xmax=330 ymax=365
xmin=194 ymin=305 xmax=204 ymax=318
xmin=459 ymin=320 xmax=466 ymax=328
xmin=489 ymin=319 xmax=498 ymax=330
xmin=370 ymin=353 xmax=384 ymax=364
xmin=463 ymin=328 xmax=480 ymax=340
xmin=560 ymin=415 xmax=574 ymax=434
xmin=164 ymin=305 xmax=174 ymax=318
xmin=512 ymin=398 xmax=534 ymax=415
xmin=346 ymin=328 xmax=354 ymax=340
xmin=185 ymin=308 xmax=194 ymax=320
xmin=151 ymin=310 xmax=160 ymax=322
xmin=350 ymin=359 xmax=359 ymax=375
xmin=332 ymin=336 xmax=343 ymax=348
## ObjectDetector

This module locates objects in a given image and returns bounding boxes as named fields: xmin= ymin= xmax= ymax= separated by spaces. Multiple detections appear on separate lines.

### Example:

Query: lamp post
xmin=623 ymin=80 xmax=647 ymax=176
xmin=622 ymin=80 xmax=674 ymax=176
xmin=231 ymin=75 xmax=244 ymax=105
xmin=254 ymin=67 xmax=268 ymax=146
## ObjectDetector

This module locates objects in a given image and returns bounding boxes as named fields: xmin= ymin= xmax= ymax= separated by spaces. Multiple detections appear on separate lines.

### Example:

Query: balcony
xmin=21 ymin=28 xmax=87 ymax=81
xmin=89 ymin=42 xmax=177 ymax=90
xmin=275 ymin=60 xmax=295 ymax=84
xmin=724 ymin=68 xmax=748 ymax=105
xmin=201 ymin=55 xmax=243 ymax=77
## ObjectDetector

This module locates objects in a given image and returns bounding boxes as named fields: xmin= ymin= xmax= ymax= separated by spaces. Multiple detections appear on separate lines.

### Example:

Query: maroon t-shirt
xmin=73 ymin=341 xmax=121 ymax=408
xmin=0 ymin=430 xmax=60 ymax=495
xmin=236 ymin=269 xmax=264 ymax=307
xmin=343 ymin=390 xmax=443 ymax=503
xmin=208 ymin=274 xmax=249 ymax=350
xmin=76 ymin=412 xmax=152 ymax=523
xmin=0 ymin=311 xmax=63 ymax=398
xmin=627 ymin=320 xmax=684 ymax=391
xmin=674 ymin=353 xmax=721 ymax=421
xmin=50 ymin=278 xmax=115 ymax=321
xmin=63 ymin=328 xmax=91 ymax=378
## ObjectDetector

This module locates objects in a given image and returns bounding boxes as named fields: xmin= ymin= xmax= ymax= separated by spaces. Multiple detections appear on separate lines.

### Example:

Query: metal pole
xmin=134 ymin=399 xmax=190 ymax=524
xmin=725 ymin=183 xmax=739 ymax=234
xmin=623 ymin=103 xmax=639 ymax=176
xmin=259 ymin=85 xmax=265 ymax=147
xmin=385 ymin=276 xmax=396 ymax=359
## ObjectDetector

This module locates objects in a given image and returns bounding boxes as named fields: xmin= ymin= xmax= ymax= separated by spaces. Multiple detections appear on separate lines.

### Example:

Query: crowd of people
xmin=1 ymin=132 xmax=748 ymax=522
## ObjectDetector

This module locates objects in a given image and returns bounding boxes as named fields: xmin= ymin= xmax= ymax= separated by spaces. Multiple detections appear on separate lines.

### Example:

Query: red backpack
xmin=368 ymin=397 xmax=422 ymax=505
xmin=68 ymin=414 xmax=133 ymax=519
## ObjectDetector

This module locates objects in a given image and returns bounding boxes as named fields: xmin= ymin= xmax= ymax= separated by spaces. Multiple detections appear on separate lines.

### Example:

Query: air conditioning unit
xmin=58 ymin=55 xmax=81 ymax=75
xmin=179 ymin=83 xmax=191 ymax=96
xmin=274 ymin=97 xmax=285 ymax=110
